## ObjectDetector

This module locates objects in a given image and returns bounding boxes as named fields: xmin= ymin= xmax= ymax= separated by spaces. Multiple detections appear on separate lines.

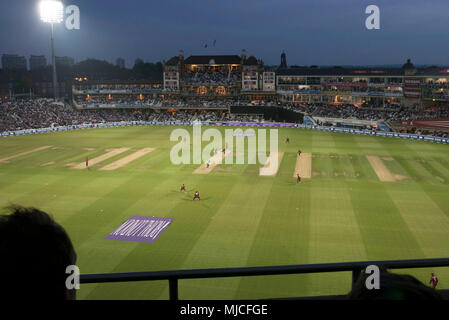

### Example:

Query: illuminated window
xmin=197 ymin=86 xmax=207 ymax=95
xmin=216 ymin=86 xmax=226 ymax=95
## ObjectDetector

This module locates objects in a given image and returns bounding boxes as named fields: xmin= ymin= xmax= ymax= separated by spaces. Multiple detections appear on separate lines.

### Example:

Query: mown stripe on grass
xmin=310 ymin=153 xmax=325 ymax=178
xmin=417 ymin=160 xmax=448 ymax=185
xmin=312 ymin=131 xmax=338 ymax=154
xmin=376 ymin=139 xmax=449 ymax=221
xmin=0 ymin=145 xmax=52 ymax=163
xmin=350 ymin=154 xmax=376 ymax=180
xmin=136 ymin=148 xmax=176 ymax=172
xmin=85 ymin=173 xmax=239 ymax=300
xmin=434 ymin=156 xmax=449 ymax=170
xmin=353 ymin=136 xmax=449 ymax=275
xmin=331 ymin=133 xmax=367 ymax=180
xmin=385 ymin=179 xmax=449 ymax=285
xmin=0 ymin=144 xmax=37 ymax=158
xmin=402 ymin=157 xmax=440 ymax=184
xmin=347 ymin=180 xmax=425 ymax=260
xmin=74 ymin=172 xmax=194 ymax=299
xmin=389 ymin=189 xmax=449 ymax=258
xmin=162 ymin=175 xmax=275 ymax=299
xmin=352 ymin=135 xmax=387 ymax=155
xmin=330 ymin=153 xmax=346 ymax=178
xmin=0 ymin=167 xmax=49 ymax=192
xmin=378 ymin=140 xmax=449 ymax=231
xmin=337 ymin=156 xmax=356 ymax=179
xmin=428 ymin=158 xmax=449 ymax=179
xmin=0 ymin=171 xmax=70 ymax=206
xmin=307 ymin=179 xmax=368 ymax=296
xmin=233 ymin=172 xmax=312 ymax=299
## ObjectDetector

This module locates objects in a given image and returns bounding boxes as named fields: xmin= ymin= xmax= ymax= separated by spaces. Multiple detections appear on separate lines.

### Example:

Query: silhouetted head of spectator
xmin=0 ymin=205 xmax=77 ymax=300
xmin=348 ymin=266 xmax=442 ymax=300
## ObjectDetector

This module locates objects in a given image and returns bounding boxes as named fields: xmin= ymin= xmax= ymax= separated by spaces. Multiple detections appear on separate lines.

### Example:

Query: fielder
xmin=193 ymin=191 xmax=200 ymax=201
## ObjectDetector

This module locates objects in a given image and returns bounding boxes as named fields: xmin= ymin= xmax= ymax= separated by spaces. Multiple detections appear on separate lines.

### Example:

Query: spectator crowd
xmin=183 ymin=69 xmax=240 ymax=85
xmin=1 ymin=98 xmax=448 ymax=137
xmin=74 ymin=95 xmax=278 ymax=109
xmin=278 ymin=102 xmax=449 ymax=122
xmin=0 ymin=99 xmax=262 ymax=132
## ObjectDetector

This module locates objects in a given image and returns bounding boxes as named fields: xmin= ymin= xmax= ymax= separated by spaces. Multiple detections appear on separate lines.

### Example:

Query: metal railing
xmin=80 ymin=258 xmax=449 ymax=300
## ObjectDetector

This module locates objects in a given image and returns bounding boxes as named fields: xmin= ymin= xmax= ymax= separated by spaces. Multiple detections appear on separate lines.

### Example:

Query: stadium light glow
xmin=39 ymin=1 xmax=64 ymax=24
xmin=39 ymin=0 xmax=64 ymax=100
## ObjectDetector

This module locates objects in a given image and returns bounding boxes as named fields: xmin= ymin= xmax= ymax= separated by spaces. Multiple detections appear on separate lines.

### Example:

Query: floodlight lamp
xmin=40 ymin=1 xmax=64 ymax=24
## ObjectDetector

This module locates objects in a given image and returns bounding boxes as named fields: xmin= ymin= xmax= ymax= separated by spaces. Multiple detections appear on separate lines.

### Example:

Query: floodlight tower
xmin=39 ymin=1 xmax=64 ymax=100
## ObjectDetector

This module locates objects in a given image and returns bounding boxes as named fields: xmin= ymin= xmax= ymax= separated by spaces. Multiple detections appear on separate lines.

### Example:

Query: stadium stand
xmin=0 ymin=99 xmax=263 ymax=132
xmin=2 ymin=98 xmax=448 ymax=137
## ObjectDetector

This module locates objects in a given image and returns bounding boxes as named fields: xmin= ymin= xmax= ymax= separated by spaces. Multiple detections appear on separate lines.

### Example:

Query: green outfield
xmin=0 ymin=125 xmax=448 ymax=299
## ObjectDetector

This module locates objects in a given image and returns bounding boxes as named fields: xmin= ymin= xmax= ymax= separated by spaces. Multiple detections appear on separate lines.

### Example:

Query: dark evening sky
xmin=1 ymin=0 xmax=449 ymax=67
